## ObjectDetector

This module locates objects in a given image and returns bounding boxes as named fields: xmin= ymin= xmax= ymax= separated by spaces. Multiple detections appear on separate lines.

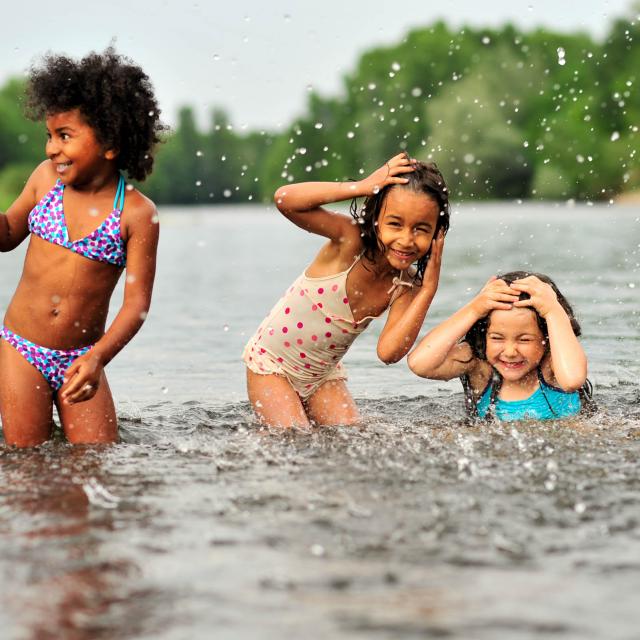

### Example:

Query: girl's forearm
xmin=546 ymin=310 xmax=588 ymax=390
xmin=378 ymin=288 xmax=436 ymax=363
xmin=90 ymin=301 xmax=149 ymax=366
xmin=407 ymin=303 xmax=480 ymax=374
xmin=274 ymin=180 xmax=369 ymax=213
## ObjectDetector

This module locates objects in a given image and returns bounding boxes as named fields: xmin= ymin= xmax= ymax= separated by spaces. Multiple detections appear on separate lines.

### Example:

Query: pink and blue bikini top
xmin=28 ymin=175 xmax=127 ymax=267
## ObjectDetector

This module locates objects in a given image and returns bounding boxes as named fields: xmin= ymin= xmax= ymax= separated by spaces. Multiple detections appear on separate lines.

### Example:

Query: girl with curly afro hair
xmin=0 ymin=47 xmax=166 ymax=447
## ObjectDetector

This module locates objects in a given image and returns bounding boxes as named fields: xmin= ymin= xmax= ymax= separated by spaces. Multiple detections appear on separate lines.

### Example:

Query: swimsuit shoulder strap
xmin=113 ymin=174 xmax=126 ymax=212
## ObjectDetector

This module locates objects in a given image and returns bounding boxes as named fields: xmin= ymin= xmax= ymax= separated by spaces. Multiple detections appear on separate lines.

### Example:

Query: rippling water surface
xmin=1 ymin=203 xmax=638 ymax=639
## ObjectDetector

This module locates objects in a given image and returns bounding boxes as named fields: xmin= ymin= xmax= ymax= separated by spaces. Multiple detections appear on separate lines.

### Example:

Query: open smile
xmin=55 ymin=162 xmax=72 ymax=174
xmin=390 ymin=248 xmax=415 ymax=261
xmin=498 ymin=360 xmax=526 ymax=370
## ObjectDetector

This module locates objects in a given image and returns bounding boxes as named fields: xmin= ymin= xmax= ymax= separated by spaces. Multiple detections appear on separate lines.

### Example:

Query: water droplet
xmin=223 ymin=189 xmax=232 ymax=198
xmin=482 ymin=36 xmax=491 ymax=45
xmin=223 ymin=324 xmax=230 ymax=332
xmin=411 ymin=87 xmax=422 ymax=97
xmin=391 ymin=61 xmax=401 ymax=72
xmin=126 ymin=274 xmax=137 ymax=284
xmin=346 ymin=131 xmax=354 ymax=139
xmin=610 ymin=131 xmax=620 ymax=141
xmin=314 ymin=122 xmax=323 ymax=129
xmin=195 ymin=180 xmax=202 ymax=186
xmin=196 ymin=150 xmax=203 ymax=157
xmin=310 ymin=544 xmax=325 ymax=557
xmin=161 ymin=386 xmax=169 ymax=394
xmin=372 ymin=185 xmax=380 ymax=194
xmin=213 ymin=54 xmax=220 ymax=61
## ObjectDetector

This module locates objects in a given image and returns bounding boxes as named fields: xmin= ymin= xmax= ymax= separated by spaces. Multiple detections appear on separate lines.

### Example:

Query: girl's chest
xmin=345 ymin=266 xmax=395 ymax=322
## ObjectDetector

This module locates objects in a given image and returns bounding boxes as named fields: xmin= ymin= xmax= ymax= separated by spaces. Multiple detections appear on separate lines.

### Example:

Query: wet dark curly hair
xmin=465 ymin=271 xmax=582 ymax=360
xmin=350 ymin=157 xmax=450 ymax=284
xmin=25 ymin=47 xmax=166 ymax=181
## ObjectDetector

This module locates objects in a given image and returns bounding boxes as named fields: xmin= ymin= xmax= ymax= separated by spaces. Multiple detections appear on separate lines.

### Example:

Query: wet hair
xmin=465 ymin=271 xmax=581 ymax=361
xmin=350 ymin=157 xmax=450 ymax=284
xmin=25 ymin=47 xmax=166 ymax=181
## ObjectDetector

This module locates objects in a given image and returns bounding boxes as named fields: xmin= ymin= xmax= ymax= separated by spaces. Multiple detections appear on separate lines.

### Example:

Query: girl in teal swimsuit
xmin=408 ymin=271 xmax=593 ymax=421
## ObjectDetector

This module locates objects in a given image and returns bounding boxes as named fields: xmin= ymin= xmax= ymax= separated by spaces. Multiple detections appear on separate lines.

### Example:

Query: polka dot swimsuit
xmin=243 ymin=257 xmax=411 ymax=399
xmin=27 ymin=175 xmax=126 ymax=267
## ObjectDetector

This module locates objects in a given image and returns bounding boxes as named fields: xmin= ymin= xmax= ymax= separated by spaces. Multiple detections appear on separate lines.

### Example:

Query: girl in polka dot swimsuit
xmin=0 ymin=49 xmax=164 ymax=447
xmin=243 ymin=153 xmax=450 ymax=428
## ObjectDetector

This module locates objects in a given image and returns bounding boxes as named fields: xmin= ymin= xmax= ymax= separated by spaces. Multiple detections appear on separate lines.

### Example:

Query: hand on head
xmin=470 ymin=276 xmax=520 ymax=317
xmin=510 ymin=275 xmax=560 ymax=318
xmin=421 ymin=229 xmax=446 ymax=291
xmin=362 ymin=152 xmax=416 ymax=195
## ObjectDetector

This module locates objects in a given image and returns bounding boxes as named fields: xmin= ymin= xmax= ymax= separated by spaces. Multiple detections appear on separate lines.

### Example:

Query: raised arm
xmin=511 ymin=276 xmax=587 ymax=391
xmin=274 ymin=153 xmax=415 ymax=241
xmin=376 ymin=231 xmax=444 ymax=363
xmin=60 ymin=195 xmax=159 ymax=404
xmin=407 ymin=277 xmax=519 ymax=379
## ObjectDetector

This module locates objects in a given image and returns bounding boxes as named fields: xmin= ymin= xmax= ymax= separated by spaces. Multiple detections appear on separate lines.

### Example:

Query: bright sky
xmin=2 ymin=0 xmax=636 ymax=129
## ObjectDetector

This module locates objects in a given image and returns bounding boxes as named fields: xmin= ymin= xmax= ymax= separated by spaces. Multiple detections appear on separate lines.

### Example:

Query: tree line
xmin=0 ymin=13 xmax=639 ymax=208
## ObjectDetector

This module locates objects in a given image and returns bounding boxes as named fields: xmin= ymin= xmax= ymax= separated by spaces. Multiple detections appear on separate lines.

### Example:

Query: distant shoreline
xmin=615 ymin=191 xmax=640 ymax=205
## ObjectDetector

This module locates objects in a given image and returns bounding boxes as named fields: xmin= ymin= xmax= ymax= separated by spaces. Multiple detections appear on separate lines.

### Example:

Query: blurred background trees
xmin=1 ymin=14 xmax=639 ymax=206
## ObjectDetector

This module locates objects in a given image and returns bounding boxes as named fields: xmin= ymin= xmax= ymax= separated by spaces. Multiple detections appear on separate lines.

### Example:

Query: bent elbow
xmin=377 ymin=348 xmax=401 ymax=366
xmin=273 ymin=186 xmax=290 ymax=213
xmin=407 ymin=354 xmax=430 ymax=378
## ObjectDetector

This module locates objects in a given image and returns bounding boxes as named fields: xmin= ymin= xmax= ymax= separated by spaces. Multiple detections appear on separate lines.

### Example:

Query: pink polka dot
xmin=318 ymin=302 xmax=323 ymax=308
xmin=284 ymin=341 xmax=291 ymax=347
xmin=343 ymin=297 xmax=349 ymax=304
xmin=284 ymin=307 xmax=290 ymax=314
xmin=297 ymin=321 xmax=304 ymax=329
xmin=332 ymin=284 xmax=338 ymax=292
xmin=259 ymin=348 xmax=266 ymax=354
xmin=342 ymin=329 xmax=349 ymax=334
xmin=325 ymin=331 xmax=332 ymax=338
xmin=300 ymin=290 xmax=304 ymax=296
xmin=300 ymin=352 xmax=306 ymax=358
xmin=311 ymin=335 xmax=318 ymax=341
xmin=325 ymin=317 xmax=331 ymax=324
xmin=304 ymin=363 xmax=311 ymax=369
xmin=297 ymin=338 xmax=303 ymax=345
xmin=277 ymin=357 xmax=283 ymax=363
xmin=312 ymin=304 xmax=318 ymax=311
xmin=305 ymin=383 xmax=312 ymax=388
xmin=268 ymin=328 xmax=274 ymax=336
xmin=317 ymin=287 xmax=324 ymax=294
xmin=329 ymin=344 xmax=336 ymax=349
xmin=282 ymin=326 xmax=288 ymax=333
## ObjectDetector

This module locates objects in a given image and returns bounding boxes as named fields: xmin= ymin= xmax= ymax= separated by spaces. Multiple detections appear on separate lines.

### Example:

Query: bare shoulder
xmin=31 ymin=160 xmax=59 ymax=200
xmin=122 ymin=187 xmax=157 ymax=225
xmin=120 ymin=187 xmax=158 ymax=247
xmin=463 ymin=349 xmax=492 ymax=396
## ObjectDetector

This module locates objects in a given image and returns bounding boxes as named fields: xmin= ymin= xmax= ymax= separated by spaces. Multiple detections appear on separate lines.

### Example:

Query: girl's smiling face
xmin=45 ymin=109 xmax=116 ymax=186
xmin=376 ymin=187 xmax=440 ymax=270
xmin=485 ymin=307 xmax=546 ymax=384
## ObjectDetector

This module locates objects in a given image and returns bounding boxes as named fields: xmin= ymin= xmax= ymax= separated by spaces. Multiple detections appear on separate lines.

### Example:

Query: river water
xmin=1 ymin=202 xmax=639 ymax=639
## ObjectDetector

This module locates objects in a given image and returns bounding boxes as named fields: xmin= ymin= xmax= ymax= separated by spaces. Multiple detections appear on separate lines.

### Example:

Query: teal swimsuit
xmin=469 ymin=368 xmax=586 ymax=421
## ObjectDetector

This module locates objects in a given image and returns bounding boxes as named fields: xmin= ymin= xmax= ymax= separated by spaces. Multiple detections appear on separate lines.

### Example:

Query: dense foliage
xmin=1 ymin=14 xmax=639 ymax=207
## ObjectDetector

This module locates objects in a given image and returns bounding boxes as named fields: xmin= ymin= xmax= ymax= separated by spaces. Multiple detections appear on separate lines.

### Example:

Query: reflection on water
xmin=0 ymin=204 xmax=639 ymax=638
